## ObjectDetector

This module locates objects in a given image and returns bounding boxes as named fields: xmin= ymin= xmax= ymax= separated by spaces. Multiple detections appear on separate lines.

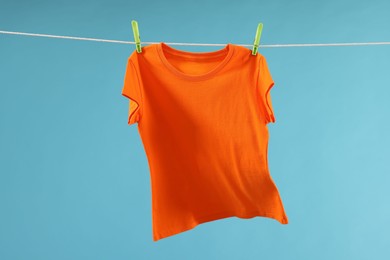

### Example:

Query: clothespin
xmin=252 ymin=23 xmax=263 ymax=55
xmin=131 ymin=20 xmax=142 ymax=53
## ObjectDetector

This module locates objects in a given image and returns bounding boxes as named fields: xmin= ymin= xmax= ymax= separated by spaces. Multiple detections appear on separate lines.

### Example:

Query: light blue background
xmin=1 ymin=0 xmax=390 ymax=259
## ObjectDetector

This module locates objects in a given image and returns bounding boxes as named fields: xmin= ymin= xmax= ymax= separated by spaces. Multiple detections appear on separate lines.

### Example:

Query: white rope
xmin=1 ymin=30 xmax=390 ymax=48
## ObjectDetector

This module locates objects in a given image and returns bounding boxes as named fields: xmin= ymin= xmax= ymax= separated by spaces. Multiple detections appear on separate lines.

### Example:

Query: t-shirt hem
xmin=153 ymin=210 xmax=288 ymax=242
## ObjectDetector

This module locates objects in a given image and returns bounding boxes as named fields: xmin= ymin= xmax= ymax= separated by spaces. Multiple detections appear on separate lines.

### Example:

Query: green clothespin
xmin=131 ymin=20 xmax=142 ymax=53
xmin=252 ymin=23 xmax=263 ymax=55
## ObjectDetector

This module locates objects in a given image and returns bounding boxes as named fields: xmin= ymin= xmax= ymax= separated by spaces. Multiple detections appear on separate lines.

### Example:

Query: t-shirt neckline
xmin=156 ymin=42 xmax=235 ymax=81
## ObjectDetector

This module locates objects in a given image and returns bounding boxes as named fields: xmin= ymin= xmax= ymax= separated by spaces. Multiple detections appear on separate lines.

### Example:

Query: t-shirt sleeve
xmin=121 ymin=57 xmax=143 ymax=125
xmin=257 ymin=55 xmax=276 ymax=124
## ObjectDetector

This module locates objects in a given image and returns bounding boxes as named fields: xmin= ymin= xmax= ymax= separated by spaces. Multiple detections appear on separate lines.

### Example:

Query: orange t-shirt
xmin=121 ymin=42 xmax=289 ymax=241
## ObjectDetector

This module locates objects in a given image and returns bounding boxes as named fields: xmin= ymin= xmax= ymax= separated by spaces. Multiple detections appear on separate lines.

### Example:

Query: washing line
xmin=1 ymin=30 xmax=390 ymax=48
